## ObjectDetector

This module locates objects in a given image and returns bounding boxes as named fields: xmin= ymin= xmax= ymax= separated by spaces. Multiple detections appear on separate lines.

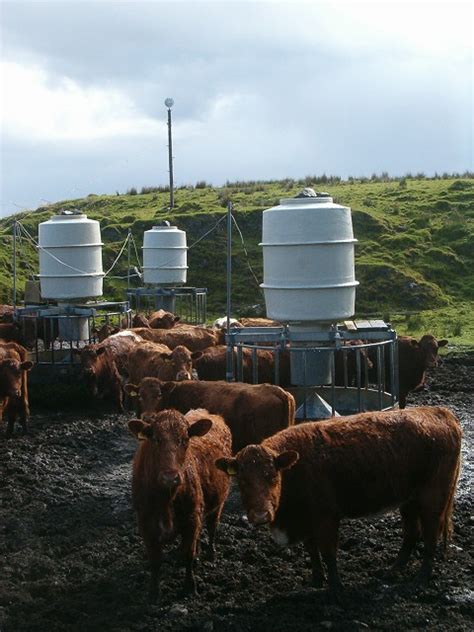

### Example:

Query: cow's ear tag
xmin=138 ymin=431 xmax=148 ymax=441
xmin=227 ymin=464 xmax=238 ymax=476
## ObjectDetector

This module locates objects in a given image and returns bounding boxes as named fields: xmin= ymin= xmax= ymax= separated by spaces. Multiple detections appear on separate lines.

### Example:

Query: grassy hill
xmin=1 ymin=175 xmax=473 ymax=344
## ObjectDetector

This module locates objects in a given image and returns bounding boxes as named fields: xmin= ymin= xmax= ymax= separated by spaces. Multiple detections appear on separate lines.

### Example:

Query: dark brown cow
xmin=75 ymin=331 xmax=142 ymax=411
xmin=148 ymin=309 xmax=181 ymax=329
xmin=125 ymin=378 xmax=295 ymax=453
xmin=194 ymin=345 xmax=291 ymax=386
xmin=129 ymin=408 xmax=231 ymax=601
xmin=130 ymin=326 xmax=224 ymax=352
xmin=0 ymin=322 xmax=24 ymax=344
xmin=217 ymin=406 xmax=461 ymax=595
xmin=126 ymin=342 xmax=201 ymax=385
xmin=368 ymin=334 xmax=448 ymax=408
xmin=397 ymin=335 xmax=448 ymax=408
xmin=0 ymin=305 xmax=14 ymax=323
xmin=92 ymin=323 xmax=120 ymax=342
xmin=0 ymin=342 xmax=33 ymax=435
xmin=334 ymin=340 xmax=373 ymax=387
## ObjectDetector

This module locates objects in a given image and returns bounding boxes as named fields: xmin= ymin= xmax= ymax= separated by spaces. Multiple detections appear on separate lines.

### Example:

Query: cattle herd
xmin=0 ymin=306 xmax=461 ymax=605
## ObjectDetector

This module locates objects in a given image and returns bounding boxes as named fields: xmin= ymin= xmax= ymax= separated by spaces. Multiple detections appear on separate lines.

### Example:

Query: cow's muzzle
xmin=158 ymin=470 xmax=182 ymax=491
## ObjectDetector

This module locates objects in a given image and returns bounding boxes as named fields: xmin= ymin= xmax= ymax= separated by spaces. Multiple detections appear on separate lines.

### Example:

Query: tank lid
xmin=294 ymin=188 xmax=330 ymax=198
xmin=59 ymin=209 xmax=84 ymax=216
xmin=150 ymin=225 xmax=180 ymax=231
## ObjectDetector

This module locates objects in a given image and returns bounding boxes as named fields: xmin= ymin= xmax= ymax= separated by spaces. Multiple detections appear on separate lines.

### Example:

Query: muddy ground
xmin=1 ymin=352 xmax=473 ymax=632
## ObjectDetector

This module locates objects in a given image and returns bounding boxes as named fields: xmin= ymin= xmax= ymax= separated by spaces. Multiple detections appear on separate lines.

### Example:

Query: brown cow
xmin=0 ymin=322 xmax=24 ymax=344
xmin=126 ymin=342 xmax=201 ymax=385
xmin=239 ymin=317 xmax=282 ymax=328
xmin=334 ymin=340 xmax=373 ymax=387
xmin=125 ymin=378 xmax=295 ymax=453
xmin=369 ymin=334 xmax=448 ymax=408
xmin=148 ymin=309 xmax=181 ymax=329
xmin=216 ymin=406 xmax=461 ymax=595
xmin=0 ymin=305 xmax=14 ymax=323
xmin=129 ymin=408 xmax=231 ymax=601
xmin=130 ymin=325 xmax=224 ymax=352
xmin=92 ymin=323 xmax=120 ymax=342
xmin=0 ymin=341 xmax=33 ymax=435
xmin=75 ymin=331 xmax=142 ymax=411
xmin=194 ymin=345 xmax=291 ymax=386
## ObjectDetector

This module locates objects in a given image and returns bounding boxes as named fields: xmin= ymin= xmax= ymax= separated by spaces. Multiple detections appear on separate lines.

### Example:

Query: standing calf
xmin=129 ymin=408 xmax=232 ymax=601
xmin=0 ymin=342 xmax=33 ymax=435
xmin=217 ymin=406 xmax=462 ymax=594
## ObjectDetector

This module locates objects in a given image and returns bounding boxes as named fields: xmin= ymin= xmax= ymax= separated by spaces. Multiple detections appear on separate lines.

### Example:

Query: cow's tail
xmin=441 ymin=449 xmax=462 ymax=553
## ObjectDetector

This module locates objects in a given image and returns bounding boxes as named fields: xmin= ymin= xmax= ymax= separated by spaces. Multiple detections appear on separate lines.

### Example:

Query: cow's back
xmin=163 ymin=381 xmax=295 ymax=451
xmin=265 ymin=406 xmax=461 ymax=521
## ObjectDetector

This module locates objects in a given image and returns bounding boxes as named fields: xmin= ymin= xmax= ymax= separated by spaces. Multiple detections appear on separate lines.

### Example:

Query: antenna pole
xmin=167 ymin=106 xmax=174 ymax=209
xmin=226 ymin=201 xmax=233 ymax=381
xmin=127 ymin=229 xmax=131 ymax=289
xmin=12 ymin=221 xmax=17 ymax=308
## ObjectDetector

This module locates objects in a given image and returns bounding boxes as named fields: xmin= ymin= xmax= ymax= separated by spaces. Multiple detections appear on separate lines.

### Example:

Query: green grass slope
xmin=0 ymin=176 xmax=473 ymax=343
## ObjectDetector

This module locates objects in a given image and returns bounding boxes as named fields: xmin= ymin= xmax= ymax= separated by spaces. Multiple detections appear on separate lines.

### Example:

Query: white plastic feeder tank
xmin=142 ymin=224 xmax=188 ymax=285
xmin=260 ymin=188 xmax=359 ymax=385
xmin=38 ymin=211 xmax=104 ymax=300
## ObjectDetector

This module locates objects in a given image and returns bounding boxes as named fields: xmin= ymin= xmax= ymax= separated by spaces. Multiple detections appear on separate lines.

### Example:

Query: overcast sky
xmin=0 ymin=0 xmax=472 ymax=217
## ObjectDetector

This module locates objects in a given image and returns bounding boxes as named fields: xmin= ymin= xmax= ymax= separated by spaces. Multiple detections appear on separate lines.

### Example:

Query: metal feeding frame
xmin=126 ymin=287 xmax=207 ymax=326
xmin=225 ymin=320 xmax=399 ymax=420
xmin=15 ymin=301 xmax=132 ymax=378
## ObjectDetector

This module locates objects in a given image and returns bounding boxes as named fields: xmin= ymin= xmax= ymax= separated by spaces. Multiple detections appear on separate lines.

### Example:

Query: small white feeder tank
xmin=142 ymin=225 xmax=188 ymax=285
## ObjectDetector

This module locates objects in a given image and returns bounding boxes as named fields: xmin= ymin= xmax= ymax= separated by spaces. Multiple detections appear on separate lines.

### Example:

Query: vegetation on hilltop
xmin=0 ymin=174 xmax=473 ymax=342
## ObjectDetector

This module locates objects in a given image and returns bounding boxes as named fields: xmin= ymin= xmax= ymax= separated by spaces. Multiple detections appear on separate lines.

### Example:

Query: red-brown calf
xmin=129 ymin=408 xmax=231 ymax=601
xmin=126 ymin=342 xmax=201 ymax=385
xmin=148 ymin=309 xmax=181 ymax=329
xmin=217 ymin=406 xmax=462 ymax=595
xmin=0 ymin=342 xmax=33 ymax=435
xmin=75 ymin=331 xmax=142 ymax=411
xmin=130 ymin=325 xmax=224 ymax=352
xmin=125 ymin=377 xmax=295 ymax=453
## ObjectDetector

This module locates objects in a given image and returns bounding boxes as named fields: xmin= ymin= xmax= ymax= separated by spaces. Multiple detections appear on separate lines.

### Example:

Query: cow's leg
xmin=180 ymin=517 xmax=201 ymax=595
xmin=388 ymin=500 xmax=421 ymax=575
xmin=17 ymin=398 xmax=29 ymax=434
xmin=316 ymin=518 xmax=343 ymax=594
xmin=6 ymin=406 xmax=16 ymax=437
xmin=205 ymin=506 xmax=223 ymax=562
xmin=399 ymin=391 xmax=407 ymax=409
xmin=141 ymin=520 xmax=164 ymax=602
xmin=417 ymin=498 xmax=445 ymax=583
xmin=304 ymin=538 xmax=325 ymax=588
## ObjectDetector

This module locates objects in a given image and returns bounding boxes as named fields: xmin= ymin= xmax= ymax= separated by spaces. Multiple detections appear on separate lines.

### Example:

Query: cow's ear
xmin=188 ymin=418 xmax=212 ymax=438
xmin=173 ymin=316 xmax=181 ymax=324
xmin=274 ymin=450 xmax=299 ymax=471
xmin=96 ymin=347 xmax=107 ymax=356
xmin=128 ymin=419 xmax=152 ymax=440
xmin=438 ymin=339 xmax=448 ymax=347
xmin=159 ymin=352 xmax=172 ymax=360
xmin=124 ymin=383 xmax=139 ymax=396
xmin=215 ymin=457 xmax=238 ymax=476
xmin=160 ymin=382 xmax=176 ymax=395
xmin=20 ymin=361 xmax=34 ymax=371
xmin=191 ymin=351 xmax=203 ymax=360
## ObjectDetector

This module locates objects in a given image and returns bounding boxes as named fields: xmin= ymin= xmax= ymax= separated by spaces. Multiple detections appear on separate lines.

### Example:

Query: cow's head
xmin=149 ymin=310 xmax=180 ymax=329
xmin=125 ymin=377 xmax=165 ymax=414
xmin=418 ymin=335 xmax=448 ymax=368
xmin=158 ymin=345 xmax=202 ymax=381
xmin=0 ymin=358 xmax=33 ymax=398
xmin=131 ymin=314 xmax=150 ymax=328
xmin=91 ymin=324 xmax=120 ymax=342
xmin=74 ymin=345 xmax=107 ymax=395
xmin=128 ymin=409 xmax=212 ymax=493
xmin=216 ymin=445 xmax=299 ymax=526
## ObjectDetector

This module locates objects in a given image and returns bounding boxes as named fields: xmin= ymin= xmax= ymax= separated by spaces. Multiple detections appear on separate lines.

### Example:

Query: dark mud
xmin=1 ymin=353 xmax=473 ymax=632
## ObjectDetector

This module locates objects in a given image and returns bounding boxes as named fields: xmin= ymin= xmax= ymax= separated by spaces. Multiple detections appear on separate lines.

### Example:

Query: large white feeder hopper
xmin=142 ymin=225 xmax=188 ymax=285
xmin=38 ymin=212 xmax=104 ymax=300
xmin=260 ymin=191 xmax=358 ymax=324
